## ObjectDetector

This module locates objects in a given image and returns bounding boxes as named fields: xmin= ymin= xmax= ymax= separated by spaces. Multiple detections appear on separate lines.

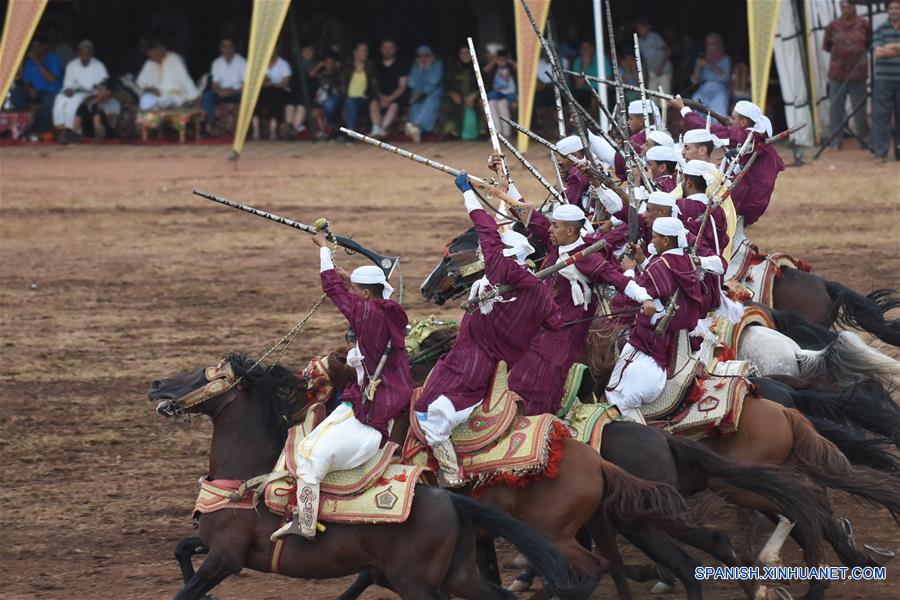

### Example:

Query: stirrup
xmin=270 ymin=508 xmax=315 ymax=541
xmin=431 ymin=439 xmax=465 ymax=488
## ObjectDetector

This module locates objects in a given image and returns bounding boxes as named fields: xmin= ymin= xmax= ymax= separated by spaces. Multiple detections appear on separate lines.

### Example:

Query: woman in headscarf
xmin=691 ymin=32 xmax=732 ymax=116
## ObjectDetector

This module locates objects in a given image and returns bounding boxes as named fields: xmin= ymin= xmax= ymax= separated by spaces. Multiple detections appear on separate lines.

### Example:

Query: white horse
xmin=737 ymin=326 xmax=900 ymax=390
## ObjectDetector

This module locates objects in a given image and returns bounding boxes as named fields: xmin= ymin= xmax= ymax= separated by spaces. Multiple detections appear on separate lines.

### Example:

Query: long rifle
xmin=461 ymin=238 xmax=606 ymax=311
xmin=467 ymin=37 xmax=511 ymax=184
xmin=545 ymin=22 xmax=568 ymax=195
xmin=497 ymin=133 xmax=565 ymax=204
xmin=633 ymin=33 xmax=652 ymax=131
xmin=562 ymin=70 xmax=731 ymax=125
xmin=193 ymin=190 xmax=400 ymax=278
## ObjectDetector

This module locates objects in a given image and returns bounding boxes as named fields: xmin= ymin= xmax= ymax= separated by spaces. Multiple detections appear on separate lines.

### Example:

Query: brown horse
xmin=148 ymin=354 xmax=597 ymax=600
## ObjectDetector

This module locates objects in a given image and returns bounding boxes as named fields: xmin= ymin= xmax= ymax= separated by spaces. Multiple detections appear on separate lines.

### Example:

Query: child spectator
xmin=74 ymin=79 xmax=121 ymax=139
xmin=483 ymin=47 xmax=516 ymax=139
xmin=284 ymin=44 xmax=316 ymax=138
xmin=310 ymin=51 xmax=342 ymax=140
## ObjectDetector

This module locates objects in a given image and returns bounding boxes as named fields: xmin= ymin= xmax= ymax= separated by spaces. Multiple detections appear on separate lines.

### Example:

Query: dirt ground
xmin=1 ymin=141 xmax=898 ymax=600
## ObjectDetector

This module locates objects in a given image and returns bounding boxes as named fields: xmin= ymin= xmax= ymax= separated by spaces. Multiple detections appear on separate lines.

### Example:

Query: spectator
xmin=202 ymin=37 xmax=246 ymax=132
xmin=284 ymin=44 xmax=317 ymax=137
xmin=618 ymin=52 xmax=640 ymax=104
xmin=872 ymin=0 xmax=900 ymax=162
xmin=252 ymin=50 xmax=292 ymax=141
xmin=443 ymin=45 xmax=479 ymax=140
xmin=22 ymin=33 xmax=62 ymax=134
xmin=369 ymin=38 xmax=408 ymax=138
xmin=74 ymin=79 xmax=121 ymax=139
xmin=136 ymin=39 xmax=199 ymax=110
xmin=310 ymin=51 xmax=342 ymax=140
xmin=45 ymin=26 xmax=75 ymax=67
xmin=405 ymin=45 xmax=444 ymax=143
xmin=342 ymin=42 xmax=376 ymax=134
xmin=483 ymin=47 xmax=515 ymax=140
xmin=635 ymin=16 xmax=673 ymax=94
xmin=52 ymin=40 xmax=108 ymax=138
xmin=823 ymin=1 xmax=871 ymax=150
xmin=691 ymin=33 xmax=732 ymax=116
xmin=572 ymin=41 xmax=612 ymax=114
xmin=731 ymin=62 xmax=752 ymax=107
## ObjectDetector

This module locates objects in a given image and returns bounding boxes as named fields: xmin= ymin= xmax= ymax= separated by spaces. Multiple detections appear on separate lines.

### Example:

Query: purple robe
xmin=676 ymin=196 xmax=730 ymax=258
xmin=655 ymin=174 xmax=677 ymax=193
xmin=626 ymin=251 xmax=703 ymax=369
xmin=321 ymin=270 xmax=414 ymax=445
xmin=415 ymin=209 xmax=563 ymax=412
xmin=684 ymin=111 xmax=785 ymax=226
xmin=613 ymin=130 xmax=648 ymax=181
xmin=509 ymin=211 xmax=631 ymax=415
xmin=564 ymin=165 xmax=591 ymax=208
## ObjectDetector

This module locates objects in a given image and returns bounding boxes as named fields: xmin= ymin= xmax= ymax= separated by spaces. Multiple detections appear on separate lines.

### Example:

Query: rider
xmin=271 ymin=235 xmax=413 ymax=540
xmin=413 ymin=173 xmax=562 ymax=487
xmin=556 ymin=134 xmax=592 ymax=210
xmin=607 ymin=216 xmax=702 ymax=423
xmin=672 ymin=96 xmax=785 ymax=227
xmin=502 ymin=190 xmax=653 ymax=415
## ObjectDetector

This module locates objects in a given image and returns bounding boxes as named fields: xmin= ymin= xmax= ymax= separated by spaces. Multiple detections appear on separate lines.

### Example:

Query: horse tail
xmin=825 ymin=282 xmax=900 ymax=347
xmin=795 ymin=331 xmax=900 ymax=390
xmin=598 ymin=458 xmax=691 ymax=533
xmin=804 ymin=415 xmax=900 ymax=473
xmin=771 ymin=307 xmax=837 ymax=350
xmin=446 ymin=492 xmax=595 ymax=600
xmin=786 ymin=384 xmax=900 ymax=449
xmin=783 ymin=407 xmax=900 ymax=522
xmin=664 ymin=434 xmax=825 ymax=555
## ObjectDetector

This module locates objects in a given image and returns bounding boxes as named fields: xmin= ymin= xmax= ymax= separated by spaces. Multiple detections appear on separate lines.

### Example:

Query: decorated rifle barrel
xmin=467 ymin=37 xmax=510 ymax=183
xmin=340 ymin=128 xmax=491 ymax=186
xmin=497 ymin=133 xmax=565 ymax=204
xmin=633 ymin=33 xmax=651 ymax=131
xmin=460 ymin=238 xmax=606 ymax=311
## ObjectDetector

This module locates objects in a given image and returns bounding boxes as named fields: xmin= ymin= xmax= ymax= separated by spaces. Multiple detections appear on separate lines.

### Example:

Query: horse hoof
xmin=838 ymin=517 xmax=853 ymax=540
xmin=863 ymin=543 xmax=896 ymax=563
xmin=650 ymin=581 xmax=676 ymax=594
xmin=773 ymin=586 xmax=793 ymax=600
xmin=506 ymin=579 xmax=532 ymax=592
xmin=511 ymin=552 xmax=530 ymax=569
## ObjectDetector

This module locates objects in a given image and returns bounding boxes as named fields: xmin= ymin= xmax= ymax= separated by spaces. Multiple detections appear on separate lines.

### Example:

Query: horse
xmin=148 ymin=353 xmax=597 ymax=600
xmin=317 ymin=349 xmax=854 ymax=600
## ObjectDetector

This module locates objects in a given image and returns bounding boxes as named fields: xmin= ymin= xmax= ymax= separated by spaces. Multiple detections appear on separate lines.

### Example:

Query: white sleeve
xmin=62 ymin=61 xmax=77 ymax=90
xmin=136 ymin=61 xmax=154 ymax=89
xmin=610 ymin=216 xmax=623 ymax=226
xmin=463 ymin=189 xmax=481 ymax=213
xmin=680 ymin=106 xmax=692 ymax=118
xmin=319 ymin=247 xmax=335 ymax=272
xmin=624 ymin=280 xmax=652 ymax=303
xmin=699 ymin=254 xmax=725 ymax=275
xmin=597 ymin=186 xmax=623 ymax=214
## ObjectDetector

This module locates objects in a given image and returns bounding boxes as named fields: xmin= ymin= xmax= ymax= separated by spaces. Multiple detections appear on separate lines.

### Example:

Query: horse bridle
xmin=157 ymin=358 xmax=240 ymax=417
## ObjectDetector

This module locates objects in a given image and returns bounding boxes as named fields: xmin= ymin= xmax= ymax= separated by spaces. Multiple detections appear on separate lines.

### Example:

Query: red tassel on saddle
xmin=687 ymin=377 xmax=707 ymax=405
xmin=796 ymin=259 xmax=812 ymax=272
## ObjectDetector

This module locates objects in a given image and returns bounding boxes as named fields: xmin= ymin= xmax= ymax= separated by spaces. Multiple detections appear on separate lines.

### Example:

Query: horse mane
xmin=226 ymin=353 xmax=300 ymax=444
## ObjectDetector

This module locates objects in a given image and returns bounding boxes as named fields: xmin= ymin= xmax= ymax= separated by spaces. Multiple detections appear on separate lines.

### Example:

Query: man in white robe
xmin=136 ymin=40 xmax=199 ymax=110
xmin=52 ymin=40 xmax=108 ymax=132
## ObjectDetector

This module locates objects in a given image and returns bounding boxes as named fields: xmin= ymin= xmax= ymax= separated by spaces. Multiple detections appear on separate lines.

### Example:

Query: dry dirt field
xmin=1 ymin=141 xmax=898 ymax=599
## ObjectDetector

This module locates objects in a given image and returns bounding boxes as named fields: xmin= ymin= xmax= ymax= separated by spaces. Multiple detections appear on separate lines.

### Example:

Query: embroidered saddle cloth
xmin=563 ymin=400 xmax=619 ymax=452
xmin=736 ymin=252 xmax=811 ymax=308
xmin=648 ymin=360 xmax=753 ymax=441
xmin=640 ymin=331 xmax=703 ymax=420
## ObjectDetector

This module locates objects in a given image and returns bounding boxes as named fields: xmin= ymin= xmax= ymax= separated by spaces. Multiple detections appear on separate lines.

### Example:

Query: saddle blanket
xmin=404 ymin=413 xmax=570 ymax=490
xmin=736 ymin=252 xmax=811 ymax=308
xmin=564 ymin=400 xmax=619 ymax=452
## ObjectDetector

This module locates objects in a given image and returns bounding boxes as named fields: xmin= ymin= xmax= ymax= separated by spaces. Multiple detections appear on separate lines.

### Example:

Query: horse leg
xmin=172 ymin=550 xmax=240 ymax=600
xmin=336 ymin=571 xmax=379 ymax=600
xmin=590 ymin=525 xmax=634 ymax=600
xmin=763 ymin=512 xmax=829 ymax=600
xmin=475 ymin=536 xmax=502 ymax=586
xmin=622 ymin=528 xmax=703 ymax=600
xmin=173 ymin=536 xmax=207 ymax=585
xmin=672 ymin=525 xmax=759 ymax=600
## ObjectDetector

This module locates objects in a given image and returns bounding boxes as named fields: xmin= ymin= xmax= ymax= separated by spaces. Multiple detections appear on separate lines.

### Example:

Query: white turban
xmin=557 ymin=135 xmax=584 ymax=156
xmin=734 ymin=100 xmax=773 ymax=136
xmin=646 ymin=145 xmax=679 ymax=163
xmin=351 ymin=265 xmax=394 ymax=299
xmin=647 ymin=191 xmax=679 ymax=219
xmin=652 ymin=216 xmax=688 ymax=248
xmin=588 ymin=130 xmax=616 ymax=166
xmin=683 ymin=128 xmax=727 ymax=148
xmin=647 ymin=130 xmax=674 ymax=148
xmin=552 ymin=204 xmax=593 ymax=236
xmin=500 ymin=230 xmax=535 ymax=265
xmin=627 ymin=99 xmax=661 ymax=124
xmin=682 ymin=159 xmax=717 ymax=185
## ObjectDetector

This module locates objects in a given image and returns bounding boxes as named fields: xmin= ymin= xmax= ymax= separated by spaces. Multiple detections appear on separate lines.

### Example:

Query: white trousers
xmin=52 ymin=92 xmax=88 ymax=129
xmin=605 ymin=343 xmax=667 ymax=411
xmin=139 ymin=93 xmax=183 ymax=111
xmin=293 ymin=403 xmax=381 ymax=484
xmin=416 ymin=395 xmax=482 ymax=445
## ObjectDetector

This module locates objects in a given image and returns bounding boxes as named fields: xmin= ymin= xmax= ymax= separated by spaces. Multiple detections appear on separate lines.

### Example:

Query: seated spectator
xmin=284 ymin=44 xmax=316 ymax=137
xmin=310 ymin=51 xmax=341 ymax=140
xmin=369 ymin=38 xmax=408 ymax=138
xmin=342 ymin=42 xmax=376 ymax=134
xmin=53 ymin=40 xmax=108 ymax=138
xmin=136 ymin=39 xmax=199 ymax=110
xmin=572 ymin=41 xmax=599 ymax=113
xmin=252 ymin=50 xmax=292 ymax=141
xmin=618 ymin=52 xmax=641 ymax=104
xmin=22 ymin=33 xmax=62 ymax=134
xmin=74 ymin=79 xmax=121 ymax=139
xmin=405 ymin=45 xmax=444 ymax=143
xmin=635 ymin=16 xmax=673 ymax=94
xmin=691 ymin=33 xmax=732 ymax=116
xmin=483 ymin=47 xmax=516 ymax=139
xmin=202 ymin=37 xmax=246 ymax=131
xmin=443 ymin=45 xmax=479 ymax=140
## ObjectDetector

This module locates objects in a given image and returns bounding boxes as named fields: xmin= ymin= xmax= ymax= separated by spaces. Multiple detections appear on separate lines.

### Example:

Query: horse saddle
xmin=563 ymin=400 xmax=619 ymax=452
xmin=409 ymin=361 xmax=522 ymax=454
xmin=649 ymin=360 xmax=753 ymax=440
xmin=640 ymin=330 xmax=703 ymax=420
